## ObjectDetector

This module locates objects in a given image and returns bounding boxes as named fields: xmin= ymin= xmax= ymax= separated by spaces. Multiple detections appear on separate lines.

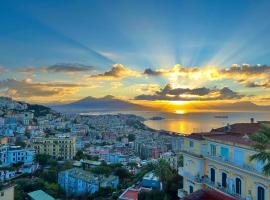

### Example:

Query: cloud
xmin=220 ymin=64 xmax=270 ymax=88
xmin=111 ymin=82 xmax=123 ymax=89
xmin=0 ymin=78 xmax=96 ymax=102
xmin=143 ymin=64 xmax=270 ymax=88
xmin=136 ymin=84 xmax=161 ymax=94
xmin=18 ymin=63 xmax=95 ymax=74
xmin=144 ymin=68 xmax=164 ymax=76
xmin=87 ymin=64 xmax=140 ymax=80
xmin=135 ymin=84 xmax=244 ymax=101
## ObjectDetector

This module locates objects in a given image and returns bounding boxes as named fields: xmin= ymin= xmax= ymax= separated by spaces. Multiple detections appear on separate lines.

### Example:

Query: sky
xmin=1 ymin=0 xmax=270 ymax=109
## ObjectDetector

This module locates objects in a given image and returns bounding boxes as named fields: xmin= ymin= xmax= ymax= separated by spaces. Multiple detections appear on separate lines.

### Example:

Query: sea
xmin=81 ymin=110 xmax=270 ymax=134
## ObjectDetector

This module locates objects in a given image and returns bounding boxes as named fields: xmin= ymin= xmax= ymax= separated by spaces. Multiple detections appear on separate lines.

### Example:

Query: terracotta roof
xmin=183 ymin=189 xmax=237 ymax=200
xmin=204 ymin=133 xmax=253 ymax=146
xmin=204 ymin=122 xmax=266 ymax=146
xmin=118 ymin=187 xmax=151 ymax=200
xmin=210 ymin=123 xmax=262 ymax=135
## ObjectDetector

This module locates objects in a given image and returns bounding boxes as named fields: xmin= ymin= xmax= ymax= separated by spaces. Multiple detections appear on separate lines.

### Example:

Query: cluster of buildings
xmin=0 ymin=97 xmax=269 ymax=200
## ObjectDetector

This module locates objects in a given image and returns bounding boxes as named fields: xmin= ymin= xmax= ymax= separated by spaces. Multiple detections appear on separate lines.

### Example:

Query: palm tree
xmin=250 ymin=124 xmax=270 ymax=175
xmin=153 ymin=159 xmax=173 ymax=190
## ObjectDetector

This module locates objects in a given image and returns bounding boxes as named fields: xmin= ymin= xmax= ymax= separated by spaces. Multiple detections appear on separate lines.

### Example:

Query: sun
xmin=175 ymin=110 xmax=186 ymax=114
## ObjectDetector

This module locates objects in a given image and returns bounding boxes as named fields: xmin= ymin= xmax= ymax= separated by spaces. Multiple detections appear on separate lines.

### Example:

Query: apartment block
xmin=30 ymin=136 xmax=76 ymax=160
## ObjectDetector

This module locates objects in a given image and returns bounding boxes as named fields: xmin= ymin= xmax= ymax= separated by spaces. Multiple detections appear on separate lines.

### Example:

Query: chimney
xmin=225 ymin=123 xmax=231 ymax=132
xmin=250 ymin=118 xmax=254 ymax=123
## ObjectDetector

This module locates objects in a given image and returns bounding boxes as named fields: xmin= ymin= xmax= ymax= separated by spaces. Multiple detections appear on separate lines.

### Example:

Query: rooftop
xmin=28 ymin=190 xmax=55 ymax=200
xmin=119 ymin=187 xmax=152 ymax=200
xmin=183 ymin=189 xmax=237 ymax=200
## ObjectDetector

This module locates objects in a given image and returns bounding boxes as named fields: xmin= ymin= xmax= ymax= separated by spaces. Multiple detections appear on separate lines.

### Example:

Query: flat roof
xmin=28 ymin=190 xmax=55 ymax=200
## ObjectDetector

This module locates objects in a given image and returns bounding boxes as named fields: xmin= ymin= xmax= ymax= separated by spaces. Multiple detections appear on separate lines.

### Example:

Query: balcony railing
xmin=202 ymin=177 xmax=245 ymax=200
xmin=206 ymin=155 xmax=265 ymax=177
xmin=177 ymin=189 xmax=186 ymax=198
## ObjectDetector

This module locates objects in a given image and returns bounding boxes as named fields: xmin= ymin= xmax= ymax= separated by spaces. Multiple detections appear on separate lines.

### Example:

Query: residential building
xmin=30 ymin=136 xmax=76 ymax=160
xmin=178 ymin=122 xmax=270 ymax=200
xmin=160 ymin=151 xmax=178 ymax=170
xmin=142 ymin=172 xmax=161 ymax=189
xmin=0 ymin=185 xmax=14 ymax=200
xmin=0 ymin=145 xmax=35 ymax=167
xmin=58 ymin=168 xmax=119 ymax=196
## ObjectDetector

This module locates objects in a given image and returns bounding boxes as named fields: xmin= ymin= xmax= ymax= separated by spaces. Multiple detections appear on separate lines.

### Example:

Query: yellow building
xmin=178 ymin=122 xmax=269 ymax=200
xmin=30 ymin=136 xmax=76 ymax=160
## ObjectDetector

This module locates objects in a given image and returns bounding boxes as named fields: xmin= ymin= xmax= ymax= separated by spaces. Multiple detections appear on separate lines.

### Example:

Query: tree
xmin=153 ymin=159 xmax=173 ymax=190
xmin=114 ymin=167 xmax=129 ymax=180
xmin=35 ymin=154 xmax=52 ymax=165
xmin=250 ymin=124 xmax=270 ymax=175
xmin=138 ymin=190 xmax=165 ymax=200
xmin=128 ymin=134 xmax=136 ymax=142
xmin=74 ymin=150 xmax=85 ymax=160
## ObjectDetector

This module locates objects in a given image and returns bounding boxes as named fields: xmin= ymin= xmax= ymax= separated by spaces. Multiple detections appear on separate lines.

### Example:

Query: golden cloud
xmin=87 ymin=64 xmax=140 ymax=80
xmin=0 ymin=78 xmax=96 ymax=103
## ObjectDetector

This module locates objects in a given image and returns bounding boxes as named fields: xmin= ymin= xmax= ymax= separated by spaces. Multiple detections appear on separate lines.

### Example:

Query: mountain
xmin=206 ymin=101 xmax=270 ymax=112
xmin=50 ymin=96 xmax=150 ymax=113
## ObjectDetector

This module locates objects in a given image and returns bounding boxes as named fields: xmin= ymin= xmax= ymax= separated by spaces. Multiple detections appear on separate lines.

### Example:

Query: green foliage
xmin=27 ymin=104 xmax=52 ymax=117
xmin=15 ymin=176 xmax=64 ymax=199
xmin=114 ymin=167 xmax=129 ymax=180
xmin=40 ymin=169 xmax=57 ymax=183
xmin=153 ymin=159 xmax=173 ymax=183
xmin=178 ymin=154 xmax=183 ymax=167
xmin=15 ymin=140 xmax=26 ymax=148
xmin=91 ymin=165 xmax=112 ymax=176
xmin=74 ymin=150 xmax=84 ymax=160
xmin=35 ymin=154 xmax=52 ymax=166
xmin=250 ymin=124 xmax=270 ymax=175
xmin=128 ymin=133 xmax=136 ymax=142
xmin=138 ymin=190 xmax=166 ymax=200
xmin=24 ymin=130 xmax=31 ymax=139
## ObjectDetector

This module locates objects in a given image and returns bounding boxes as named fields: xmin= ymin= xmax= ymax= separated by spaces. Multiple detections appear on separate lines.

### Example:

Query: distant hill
xmin=206 ymin=101 xmax=270 ymax=112
xmin=50 ymin=95 xmax=150 ymax=113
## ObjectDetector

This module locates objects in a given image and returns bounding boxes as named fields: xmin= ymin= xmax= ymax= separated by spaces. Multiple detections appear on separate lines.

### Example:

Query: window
xmin=189 ymin=141 xmax=194 ymax=148
xmin=1 ymin=192 xmax=4 ymax=196
xmin=210 ymin=168 xmax=215 ymax=183
xmin=235 ymin=177 xmax=242 ymax=196
xmin=257 ymin=186 xmax=265 ymax=200
xmin=189 ymin=185 xmax=193 ymax=193
xmin=234 ymin=148 xmax=244 ymax=166
xmin=210 ymin=144 xmax=216 ymax=156
xmin=221 ymin=172 xmax=227 ymax=188
xmin=221 ymin=147 xmax=229 ymax=161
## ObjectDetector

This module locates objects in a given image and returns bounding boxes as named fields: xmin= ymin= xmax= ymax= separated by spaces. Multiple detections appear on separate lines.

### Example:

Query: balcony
xmin=202 ymin=177 xmax=245 ymax=200
xmin=205 ymin=155 xmax=266 ymax=178
xmin=178 ymin=167 xmax=183 ymax=176
xmin=177 ymin=189 xmax=186 ymax=198
xmin=181 ymin=171 xmax=203 ymax=183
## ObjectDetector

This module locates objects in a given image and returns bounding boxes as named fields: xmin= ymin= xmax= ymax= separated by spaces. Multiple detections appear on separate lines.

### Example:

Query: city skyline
xmin=1 ymin=0 xmax=270 ymax=111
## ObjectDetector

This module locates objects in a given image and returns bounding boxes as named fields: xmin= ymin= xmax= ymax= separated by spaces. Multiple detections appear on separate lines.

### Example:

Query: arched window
xmin=189 ymin=185 xmax=194 ymax=193
xmin=221 ymin=172 xmax=227 ymax=188
xmin=235 ymin=177 xmax=242 ymax=196
xmin=210 ymin=168 xmax=215 ymax=183
xmin=257 ymin=185 xmax=265 ymax=200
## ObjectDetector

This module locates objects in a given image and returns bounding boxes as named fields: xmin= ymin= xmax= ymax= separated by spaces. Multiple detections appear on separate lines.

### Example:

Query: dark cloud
xmin=143 ymin=68 xmax=164 ymax=76
xmin=88 ymin=64 xmax=139 ymax=80
xmin=135 ymin=84 xmax=244 ymax=101
xmin=47 ymin=63 xmax=95 ymax=73
xmin=19 ymin=63 xmax=95 ymax=74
